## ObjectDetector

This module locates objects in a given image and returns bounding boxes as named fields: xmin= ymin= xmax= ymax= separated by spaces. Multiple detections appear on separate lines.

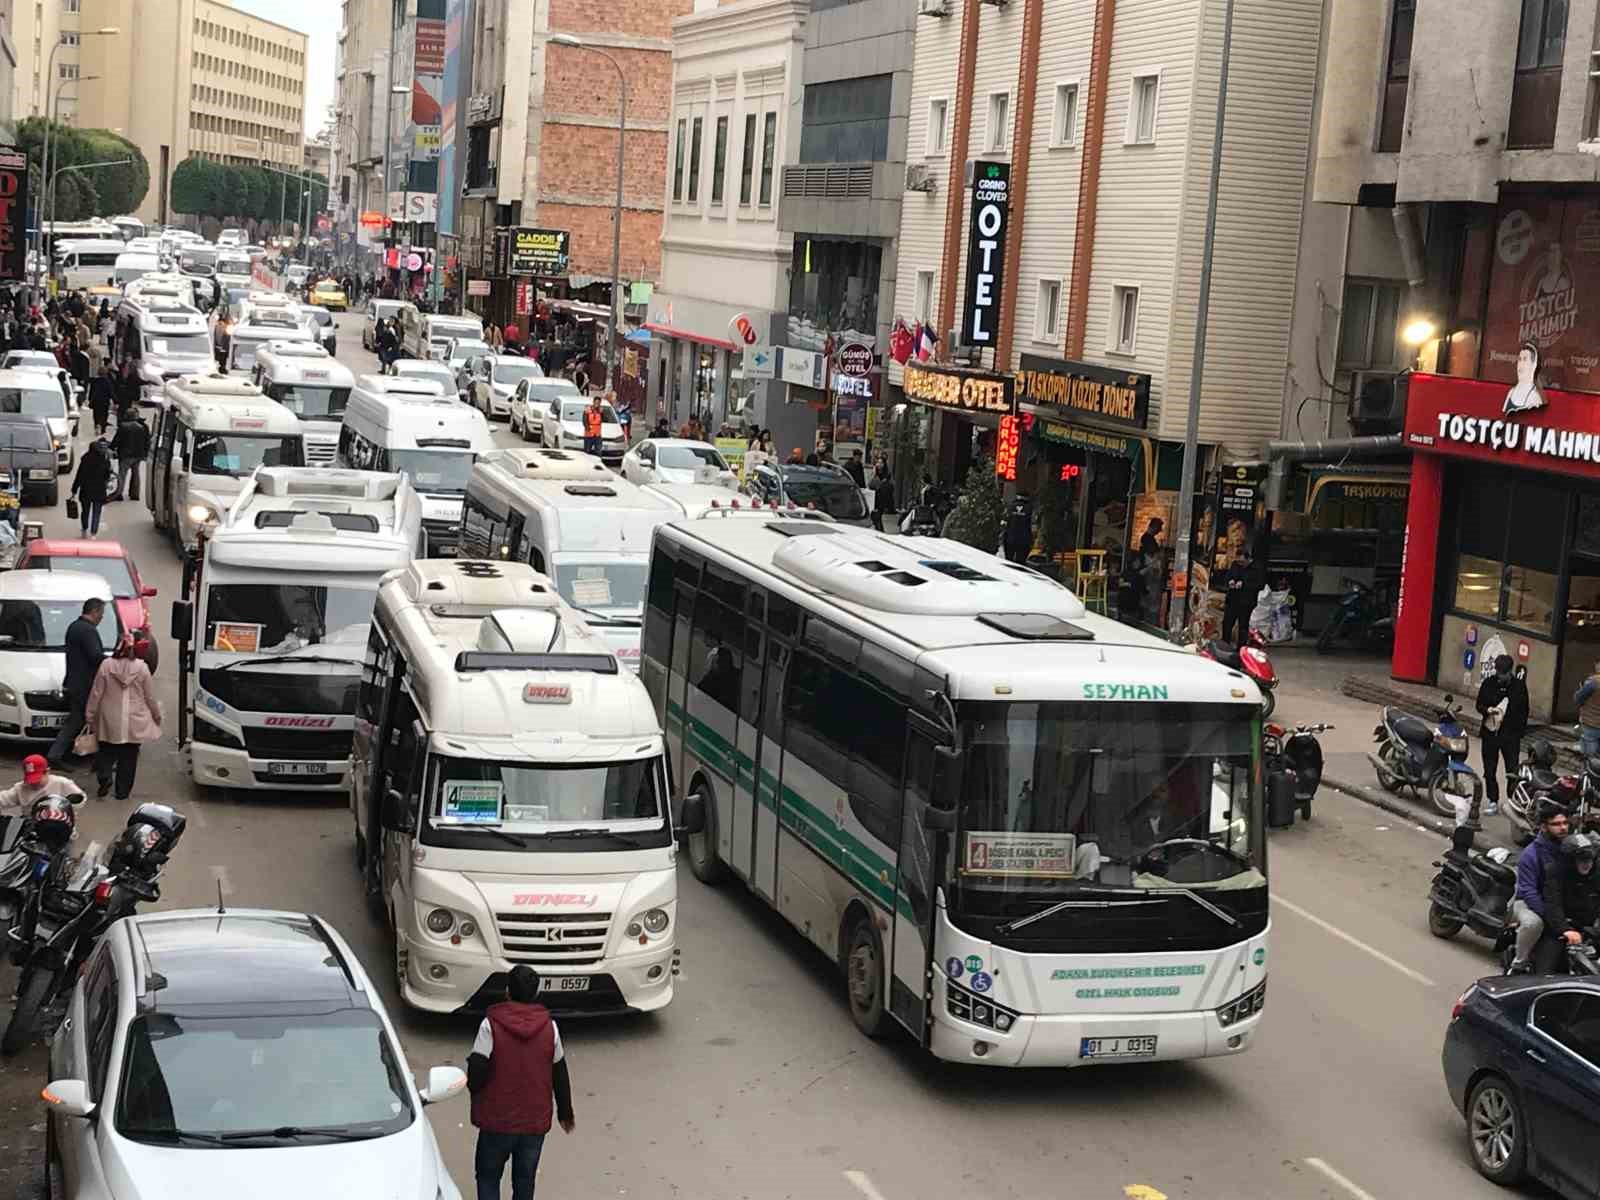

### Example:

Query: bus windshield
xmin=144 ymin=333 xmax=210 ymax=356
xmin=956 ymin=700 xmax=1262 ymax=895
xmin=267 ymin=384 xmax=351 ymax=419
xmin=387 ymin=448 xmax=473 ymax=494
xmin=551 ymin=556 xmax=648 ymax=614
xmin=0 ymin=388 xmax=65 ymax=419
xmin=204 ymin=582 xmax=378 ymax=653
xmin=191 ymin=432 xmax=298 ymax=477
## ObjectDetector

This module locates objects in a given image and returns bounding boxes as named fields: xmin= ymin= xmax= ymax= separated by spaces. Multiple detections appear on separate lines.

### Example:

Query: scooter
xmin=1316 ymin=578 xmax=1395 ymax=655
xmin=1495 ymin=921 xmax=1600 ymax=976
xmin=1505 ymin=737 xmax=1581 ymax=836
xmin=1428 ymin=823 xmax=1518 ymax=945
xmin=1196 ymin=630 xmax=1279 ymax=719
xmin=1265 ymin=720 xmax=1332 ymax=821
xmin=1370 ymin=697 xmax=1481 ymax=816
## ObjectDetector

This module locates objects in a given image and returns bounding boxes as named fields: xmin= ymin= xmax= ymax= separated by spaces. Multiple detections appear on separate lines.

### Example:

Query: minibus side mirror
xmin=921 ymin=805 xmax=956 ymax=833
xmin=382 ymin=788 xmax=414 ymax=834
xmin=677 ymin=791 xmax=706 ymax=837
xmin=169 ymin=600 xmax=192 ymax=644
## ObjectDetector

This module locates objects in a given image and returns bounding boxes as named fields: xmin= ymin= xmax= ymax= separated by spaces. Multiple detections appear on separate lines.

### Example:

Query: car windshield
xmin=143 ymin=333 xmax=210 ymax=356
xmin=0 ymin=597 xmax=118 ymax=651
xmin=0 ymin=388 xmax=65 ymax=419
xmin=191 ymin=433 xmax=298 ymax=477
xmin=560 ymin=401 xmax=618 ymax=424
xmin=116 ymin=1007 xmax=414 ymax=1144
xmin=494 ymin=360 xmax=542 ymax=384
xmin=782 ymin=476 xmax=865 ymax=519
xmin=657 ymin=445 xmax=727 ymax=471
xmin=0 ymin=423 xmax=51 ymax=450
xmin=205 ymin=582 xmax=378 ymax=652
xmin=388 ymin=449 xmax=474 ymax=494
xmin=551 ymin=556 xmax=648 ymax=613
xmin=956 ymin=701 xmax=1261 ymax=895
xmin=24 ymin=555 xmax=135 ymax=595
xmin=451 ymin=341 xmax=490 ymax=361
xmin=266 ymin=384 xmax=351 ymax=419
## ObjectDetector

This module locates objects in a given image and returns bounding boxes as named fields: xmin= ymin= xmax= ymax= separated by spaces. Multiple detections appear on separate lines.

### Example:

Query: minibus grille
xmin=242 ymin=727 xmax=354 ymax=759
xmin=495 ymin=911 xmax=613 ymax=967
xmin=304 ymin=438 xmax=337 ymax=466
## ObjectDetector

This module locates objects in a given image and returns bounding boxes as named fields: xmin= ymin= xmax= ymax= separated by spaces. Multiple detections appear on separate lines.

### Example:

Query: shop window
xmin=1451 ymin=467 xmax=1566 ymax=634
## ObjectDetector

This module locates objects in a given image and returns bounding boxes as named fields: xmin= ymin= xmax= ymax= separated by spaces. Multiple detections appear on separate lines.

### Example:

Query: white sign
xmin=467 ymin=279 xmax=491 ymax=297
xmin=743 ymin=346 xmax=775 ymax=380
xmin=833 ymin=372 xmax=875 ymax=400
xmin=442 ymin=780 xmax=503 ymax=823
xmin=780 ymin=347 xmax=822 ymax=388
xmin=388 ymin=192 xmax=439 ymax=225
xmin=962 ymin=831 xmax=1078 ymax=878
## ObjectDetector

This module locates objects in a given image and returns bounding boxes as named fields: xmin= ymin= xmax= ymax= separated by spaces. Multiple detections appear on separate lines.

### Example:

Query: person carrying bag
xmin=83 ymin=637 xmax=163 ymax=801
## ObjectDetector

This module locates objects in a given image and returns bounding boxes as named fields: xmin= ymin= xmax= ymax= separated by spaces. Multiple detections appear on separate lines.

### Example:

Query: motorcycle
xmin=1 ymin=802 xmax=184 ymax=1055
xmin=1505 ymin=737 xmax=1582 ymax=837
xmin=1428 ymin=824 xmax=1519 ymax=945
xmin=1196 ymin=629 xmax=1279 ymax=719
xmin=1494 ymin=920 xmax=1600 ymax=976
xmin=1369 ymin=697 xmax=1481 ymax=816
xmin=898 ymin=483 xmax=954 ymax=537
xmin=1316 ymin=578 xmax=1395 ymax=655
xmin=1265 ymin=721 xmax=1332 ymax=822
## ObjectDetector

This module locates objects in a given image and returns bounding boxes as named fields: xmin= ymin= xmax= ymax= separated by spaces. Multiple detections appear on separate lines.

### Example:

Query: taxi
xmin=309 ymin=278 xmax=348 ymax=311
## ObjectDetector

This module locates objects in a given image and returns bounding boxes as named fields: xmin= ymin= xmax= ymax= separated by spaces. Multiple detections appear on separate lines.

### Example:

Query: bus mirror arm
xmin=383 ymin=788 xmax=415 ymax=834
xmin=921 ymin=805 xmax=957 ymax=833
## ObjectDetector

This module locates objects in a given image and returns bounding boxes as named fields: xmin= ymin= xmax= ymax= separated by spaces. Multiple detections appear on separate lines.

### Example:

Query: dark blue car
xmin=1442 ymin=974 xmax=1600 ymax=1196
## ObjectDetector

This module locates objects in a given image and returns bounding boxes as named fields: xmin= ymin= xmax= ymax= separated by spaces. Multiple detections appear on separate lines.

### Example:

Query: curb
xmin=1321 ymin=771 xmax=1519 ymax=851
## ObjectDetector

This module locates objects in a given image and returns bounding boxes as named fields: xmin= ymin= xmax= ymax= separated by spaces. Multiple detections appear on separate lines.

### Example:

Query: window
xmin=1517 ymin=0 xmax=1568 ymax=70
xmin=800 ymin=75 xmax=892 ymax=163
xmin=1451 ymin=466 xmax=1566 ymax=634
xmin=1127 ymin=72 xmax=1160 ymax=144
xmin=687 ymin=116 xmax=703 ymax=203
xmin=58 ymin=63 xmax=79 ymax=80
xmin=1111 ymin=285 xmax=1139 ymax=354
xmin=1510 ymin=0 xmax=1567 ymax=148
xmin=1337 ymin=279 xmax=1404 ymax=370
xmin=914 ymin=269 xmax=935 ymax=323
xmin=1532 ymin=991 xmax=1600 ymax=1067
xmin=1035 ymin=278 xmax=1062 ymax=341
xmin=926 ymin=97 xmax=948 ymax=156
xmin=739 ymin=113 xmax=757 ymax=205
xmin=1051 ymin=82 xmax=1079 ymax=147
xmin=84 ymin=948 xmax=118 ymax=1101
xmin=690 ymin=569 xmax=743 ymax=713
xmin=672 ymin=119 xmax=686 ymax=202
xmin=986 ymin=91 xmax=1011 ymax=153
xmin=759 ymin=112 xmax=777 ymax=205
xmin=60 ymin=32 xmax=79 ymax=46
xmin=711 ymin=115 xmax=728 ymax=204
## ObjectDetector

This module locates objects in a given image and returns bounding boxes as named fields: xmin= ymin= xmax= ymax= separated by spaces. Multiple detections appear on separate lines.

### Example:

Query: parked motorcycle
xmin=1315 ymin=578 xmax=1395 ymax=655
xmin=1427 ymin=823 xmax=1518 ymax=945
xmin=1196 ymin=629 xmax=1279 ymax=718
xmin=1370 ymin=697 xmax=1481 ymax=815
xmin=898 ymin=482 xmax=954 ymax=537
xmin=1 ymin=802 xmax=185 ymax=1055
xmin=1504 ymin=737 xmax=1581 ymax=836
xmin=1265 ymin=720 xmax=1332 ymax=822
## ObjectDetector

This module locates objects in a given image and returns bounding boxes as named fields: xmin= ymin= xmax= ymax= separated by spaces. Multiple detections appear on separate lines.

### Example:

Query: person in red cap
xmin=0 ymin=754 xmax=78 ymax=815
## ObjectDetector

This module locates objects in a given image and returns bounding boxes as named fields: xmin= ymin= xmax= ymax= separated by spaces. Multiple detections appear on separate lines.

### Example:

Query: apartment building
xmin=333 ymin=0 xmax=393 ymax=242
xmin=646 ymin=0 xmax=806 ymax=445
xmin=1303 ymin=0 xmax=1600 ymax=724
xmin=12 ymin=0 xmax=74 ymax=123
xmin=890 ymin=0 xmax=1321 ymax=608
xmin=0 ymin=0 xmax=18 ymax=133
xmin=75 ymin=0 xmax=308 ymax=224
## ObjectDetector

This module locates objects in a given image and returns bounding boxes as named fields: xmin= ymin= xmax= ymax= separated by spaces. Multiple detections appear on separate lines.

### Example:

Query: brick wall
xmin=534 ymin=202 xmax=667 ymax=284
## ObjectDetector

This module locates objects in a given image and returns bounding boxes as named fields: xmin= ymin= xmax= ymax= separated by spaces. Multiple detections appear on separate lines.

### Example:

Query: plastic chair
xmin=1074 ymin=549 xmax=1108 ymax=614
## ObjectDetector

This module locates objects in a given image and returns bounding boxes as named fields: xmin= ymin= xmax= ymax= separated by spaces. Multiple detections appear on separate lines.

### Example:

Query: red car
xmin=15 ymin=538 xmax=159 ymax=670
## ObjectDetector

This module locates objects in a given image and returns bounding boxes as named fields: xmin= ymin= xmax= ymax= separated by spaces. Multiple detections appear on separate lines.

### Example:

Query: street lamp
xmin=551 ymin=34 xmax=626 ymax=390
xmin=37 ymin=27 xmax=120 ymax=292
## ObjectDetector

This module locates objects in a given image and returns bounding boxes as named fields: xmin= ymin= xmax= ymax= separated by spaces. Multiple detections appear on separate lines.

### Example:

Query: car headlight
xmin=0 ymin=683 xmax=17 ymax=706
xmin=641 ymin=907 xmax=670 ymax=934
xmin=425 ymin=907 xmax=454 ymax=935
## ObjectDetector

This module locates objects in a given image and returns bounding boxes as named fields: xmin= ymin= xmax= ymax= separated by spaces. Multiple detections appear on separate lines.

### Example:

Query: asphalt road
xmin=0 ymin=311 xmax=1523 ymax=1200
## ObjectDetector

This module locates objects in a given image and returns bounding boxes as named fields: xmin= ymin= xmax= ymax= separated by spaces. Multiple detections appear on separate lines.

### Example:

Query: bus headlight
xmin=641 ymin=908 xmax=670 ymax=935
xmin=187 ymin=503 xmax=219 ymax=526
xmin=1217 ymin=980 xmax=1267 ymax=1027
xmin=425 ymin=908 xmax=454 ymax=935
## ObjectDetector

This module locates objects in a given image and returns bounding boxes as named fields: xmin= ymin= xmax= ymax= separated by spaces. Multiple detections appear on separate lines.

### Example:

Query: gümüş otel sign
xmin=962 ymin=160 xmax=1010 ymax=348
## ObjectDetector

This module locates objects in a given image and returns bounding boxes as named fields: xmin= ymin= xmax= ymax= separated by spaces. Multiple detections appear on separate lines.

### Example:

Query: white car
xmin=621 ymin=438 xmax=737 ymax=489
xmin=0 ymin=366 xmax=76 ymax=471
xmin=0 ymin=570 xmax=118 ymax=741
xmin=442 ymin=337 xmax=492 ymax=375
xmin=461 ymin=354 xmax=544 ymax=420
xmin=44 ymin=908 xmax=467 ymax=1200
xmin=510 ymin=378 xmax=580 ymax=441
xmin=539 ymin=394 xmax=627 ymax=465
xmin=387 ymin=358 xmax=459 ymax=397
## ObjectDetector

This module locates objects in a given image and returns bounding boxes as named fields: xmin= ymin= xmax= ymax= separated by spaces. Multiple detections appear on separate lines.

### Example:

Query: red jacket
xmin=469 ymin=1002 xmax=557 ymax=1135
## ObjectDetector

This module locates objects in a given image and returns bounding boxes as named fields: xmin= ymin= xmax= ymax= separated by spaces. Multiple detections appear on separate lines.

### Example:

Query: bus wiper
xmin=569 ymin=606 xmax=641 ymax=628
xmin=1161 ymin=886 xmax=1240 ymax=928
xmin=213 ymin=654 xmax=353 ymax=671
xmin=450 ymin=825 xmax=528 ymax=849
xmin=996 ymin=892 xmax=1166 ymax=936
xmin=539 ymin=827 xmax=644 ymax=846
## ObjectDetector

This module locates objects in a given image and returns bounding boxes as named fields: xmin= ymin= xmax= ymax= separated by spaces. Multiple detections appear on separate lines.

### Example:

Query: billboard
xmin=437 ymin=0 xmax=474 ymax=238
xmin=411 ymin=1 xmax=446 ymax=163
xmin=509 ymin=228 xmax=569 ymax=276
xmin=0 ymin=145 xmax=29 ymax=283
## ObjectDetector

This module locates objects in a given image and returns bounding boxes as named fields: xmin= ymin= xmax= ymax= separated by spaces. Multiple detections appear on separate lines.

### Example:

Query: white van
xmin=148 ymin=374 xmax=305 ymax=554
xmin=251 ymin=342 xmax=355 ymax=467
xmin=122 ymin=272 xmax=200 ymax=309
xmin=641 ymin=481 xmax=837 ymax=523
xmin=112 ymin=298 xmax=214 ymax=403
xmin=226 ymin=316 xmax=315 ymax=374
xmin=0 ymin=368 xmax=73 ymax=473
xmin=112 ymin=251 xmax=162 ymax=288
xmin=403 ymin=310 xmax=484 ymax=362
xmin=351 ymin=557 xmax=677 ymax=1016
xmin=340 ymin=374 xmax=494 ymax=555
xmin=56 ymin=239 xmax=126 ymax=290
xmin=460 ymin=449 xmax=676 ymax=671
xmin=217 ymin=228 xmax=245 ymax=248
xmin=215 ymin=252 xmax=254 ymax=292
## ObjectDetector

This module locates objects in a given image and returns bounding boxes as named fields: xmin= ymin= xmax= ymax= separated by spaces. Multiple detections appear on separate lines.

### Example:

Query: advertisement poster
xmin=442 ymin=780 xmax=502 ymax=824
xmin=411 ymin=2 xmax=447 ymax=162
xmin=210 ymin=623 xmax=263 ymax=654
xmin=436 ymin=0 xmax=471 ymax=237
xmin=0 ymin=145 xmax=28 ymax=283
xmin=509 ymin=228 xmax=569 ymax=276
xmin=1483 ymin=196 xmax=1600 ymax=394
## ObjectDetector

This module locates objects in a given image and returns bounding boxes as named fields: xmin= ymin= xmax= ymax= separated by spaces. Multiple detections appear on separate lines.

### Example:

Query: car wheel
xmin=843 ymin=915 xmax=889 ymax=1039
xmin=1467 ymin=1076 xmax=1526 ymax=1185
xmin=44 ymin=1107 xmax=64 ymax=1200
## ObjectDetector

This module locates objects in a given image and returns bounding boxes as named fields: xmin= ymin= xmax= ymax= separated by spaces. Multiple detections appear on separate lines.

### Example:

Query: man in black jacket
xmin=1476 ymin=654 xmax=1530 ymax=815
xmin=110 ymin=410 xmax=150 ymax=502
xmin=47 ymin=597 xmax=107 ymax=768
xmin=1219 ymin=552 xmax=1260 ymax=646
xmin=1536 ymin=832 xmax=1600 ymax=973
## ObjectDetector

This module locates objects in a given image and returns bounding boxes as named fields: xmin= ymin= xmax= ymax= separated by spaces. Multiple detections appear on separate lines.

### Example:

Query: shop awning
xmin=642 ymin=322 xmax=737 ymax=352
xmin=1030 ymin=416 xmax=1196 ymax=494
xmin=1296 ymin=465 xmax=1411 ymax=514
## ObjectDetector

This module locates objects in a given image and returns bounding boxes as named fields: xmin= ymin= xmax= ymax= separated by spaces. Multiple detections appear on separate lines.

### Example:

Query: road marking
xmin=1124 ymin=1187 xmax=1167 ymax=1200
xmin=1274 ymin=895 xmax=1437 ymax=988
xmin=1304 ymin=1157 xmax=1379 ymax=1200
xmin=209 ymin=864 xmax=234 ymax=897
xmin=843 ymin=1170 xmax=889 ymax=1200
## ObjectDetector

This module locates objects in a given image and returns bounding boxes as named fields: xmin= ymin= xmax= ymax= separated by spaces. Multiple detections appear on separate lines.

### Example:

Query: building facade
xmin=0 ymin=0 xmax=18 ymax=136
xmin=11 ymin=0 xmax=71 ymax=123
xmin=75 ymin=0 xmax=308 ymax=225
xmin=333 ymin=0 xmax=393 ymax=251
xmin=1307 ymin=0 xmax=1600 ymax=722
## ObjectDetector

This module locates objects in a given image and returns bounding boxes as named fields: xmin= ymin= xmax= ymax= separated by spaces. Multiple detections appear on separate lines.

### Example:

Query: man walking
xmin=1476 ymin=654 xmax=1530 ymax=817
xmin=111 ymin=408 xmax=150 ymax=501
xmin=47 ymin=597 xmax=108 ymax=768
xmin=467 ymin=964 xmax=575 ymax=1200
xmin=583 ymin=394 xmax=604 ymax=457
xmin=1573 ymin=658 xmax=1600 ymax=757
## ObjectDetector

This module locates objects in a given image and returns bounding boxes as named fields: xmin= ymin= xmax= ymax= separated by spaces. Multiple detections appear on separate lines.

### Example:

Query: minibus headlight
xmin=641 ymin=908 xmax=670 ymax=935
xmin=188 ymin=503 xmax=217 ymax=525
xmin=425 ymin=908 xmax=454 ymax=935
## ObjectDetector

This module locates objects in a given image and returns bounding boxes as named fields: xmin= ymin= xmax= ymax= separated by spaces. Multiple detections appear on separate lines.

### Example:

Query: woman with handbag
xmin=82 ymin=637 xmax=163 ymax=801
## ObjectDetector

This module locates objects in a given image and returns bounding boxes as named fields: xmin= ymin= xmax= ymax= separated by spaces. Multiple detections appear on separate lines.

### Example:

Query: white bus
xmin=251 ymin=342 xmax=355 ymax=467
xmin=171 ymin=467 xmax=425 ymax=793
xmin=55 ymin=238 xmax=127 ymax=290
xmin=353 ymin=557 xmax=677 ymax=1015
xmin=643 ymin=521 xmax=1268 ymax=1067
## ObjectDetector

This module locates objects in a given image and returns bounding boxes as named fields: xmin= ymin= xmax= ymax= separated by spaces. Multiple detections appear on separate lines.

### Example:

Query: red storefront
xmin=1395 ymin=373 xmax=1600 ymax=721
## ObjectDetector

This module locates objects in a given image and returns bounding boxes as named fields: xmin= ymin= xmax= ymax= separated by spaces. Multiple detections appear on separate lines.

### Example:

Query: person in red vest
xmin=583 ymin=394 xmax=604 ymax=457
xmin=467 ymin=964 xmax=576 ymax=1200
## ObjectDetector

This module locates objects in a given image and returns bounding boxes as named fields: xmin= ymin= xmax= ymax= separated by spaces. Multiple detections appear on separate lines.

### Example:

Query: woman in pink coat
xmin=84 ymin=638 xmax=162 ymax=801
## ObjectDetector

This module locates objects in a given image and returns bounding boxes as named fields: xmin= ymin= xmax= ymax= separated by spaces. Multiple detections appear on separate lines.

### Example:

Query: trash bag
xmin=1249 ymin=584 xmax=1296 ymax=644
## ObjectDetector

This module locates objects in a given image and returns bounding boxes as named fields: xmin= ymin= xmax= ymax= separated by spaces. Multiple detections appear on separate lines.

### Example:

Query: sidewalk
xmin=1269 ymin=645 xmax=1520 ymax=852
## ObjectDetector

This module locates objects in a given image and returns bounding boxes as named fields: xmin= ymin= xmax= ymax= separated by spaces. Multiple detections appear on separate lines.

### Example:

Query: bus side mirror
xmin=677 ymin=791 xmax=706 ymax=837
xmin=169 ymin=600 xmax=192 ymax=643
xmin=921 ymin=805 xmax=956 ymax=833
xmin=382 ymin=788 xmax=413 ymax=833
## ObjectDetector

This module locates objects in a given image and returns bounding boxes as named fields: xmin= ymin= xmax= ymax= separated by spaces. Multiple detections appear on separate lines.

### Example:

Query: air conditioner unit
xmin=917 ymin=0 xmax=951 ymax=17
xmin=1350 ymin=369 xmax=1408 ymax=435
xmin=905 ymin=163 xmax=937 ymax=193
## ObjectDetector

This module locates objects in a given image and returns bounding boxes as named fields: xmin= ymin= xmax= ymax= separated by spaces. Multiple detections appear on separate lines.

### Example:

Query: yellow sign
xmin=1017 ymin=368 xmax=1141 ymax=424
xmin=902 ymin=361 xmax=1013 ymax=416
xmin=865 ymin=407 xmax=878 ymax=442
xmin=623 ymin=347 xmax=639 ymax=380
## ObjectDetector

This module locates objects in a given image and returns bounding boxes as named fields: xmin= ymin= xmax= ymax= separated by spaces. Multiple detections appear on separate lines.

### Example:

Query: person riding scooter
xmin=1510 ymin=798 xmax=1570 ymax=973
xmin=1537 ymin=831 xmax=1600 ymax=974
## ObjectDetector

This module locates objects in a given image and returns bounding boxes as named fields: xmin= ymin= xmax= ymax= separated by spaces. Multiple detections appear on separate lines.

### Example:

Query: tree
xmin=14 ymin=117 xmax=148 ymax=218
xmin=170 ymin=155 xmax=212 ymax=216
xmin=942 ymin=456 xmax=1004 ymax=553
xmin=239 ymin=165 xmax=269 ymax=224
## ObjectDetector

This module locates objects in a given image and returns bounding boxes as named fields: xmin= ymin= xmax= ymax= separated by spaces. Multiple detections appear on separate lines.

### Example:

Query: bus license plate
xmin=268 ymin=761 xmax=328 ymax=777
xmin=1080 ymin=1035 xmax=1158 ymax=1060
xmin=539 ymin=976 xmax=590 ymax=994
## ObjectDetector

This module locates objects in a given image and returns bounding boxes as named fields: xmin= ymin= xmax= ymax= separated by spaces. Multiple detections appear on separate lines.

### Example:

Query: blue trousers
xmin=475 ymin=1130 xmax=546 ymax=1200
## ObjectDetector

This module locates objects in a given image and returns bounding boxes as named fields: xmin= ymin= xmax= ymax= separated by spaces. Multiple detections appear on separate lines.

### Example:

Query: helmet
xmin=1536 ymin=796 xmax=1571 ymax=826
xmin=124 ymin=803 xmax=185 ymax=857
xmin=108 ymin=823 xmax=166 ymax=878
xmin=1526 ymin=737 xmax=1556 ymax=770
xmin=28 ymin=794 xmax=75 ymax=851
xmin=1564 ymin=832 xmax=1598 ymax=862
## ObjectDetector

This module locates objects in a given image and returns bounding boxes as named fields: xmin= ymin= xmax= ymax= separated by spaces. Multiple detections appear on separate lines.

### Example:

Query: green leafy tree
xmin=942 ymin=456 xmax=1004 ymax=553
xmin=169 ymin=156 xmax=210 ymax=216
xmin=239 ymin=166 xmax=269 ymax=225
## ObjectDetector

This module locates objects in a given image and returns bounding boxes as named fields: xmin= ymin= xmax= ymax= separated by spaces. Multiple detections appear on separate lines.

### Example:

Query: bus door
xmin=890 ymin=721 xmax=945 ymax=1041
xmin=152 ymin=409 xmax=178 ymax=527
xmin=729 ymin=589 xmax=768 ymax=880
xmin=753 ymin=631 xmax=789 ymax=903
xmin=664 ymin=552 xmax=700 ymax=793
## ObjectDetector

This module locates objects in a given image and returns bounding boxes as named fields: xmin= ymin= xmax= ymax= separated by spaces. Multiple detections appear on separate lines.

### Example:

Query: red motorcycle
xmin=1195 ymin=628 xmax=1279 ymax=718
